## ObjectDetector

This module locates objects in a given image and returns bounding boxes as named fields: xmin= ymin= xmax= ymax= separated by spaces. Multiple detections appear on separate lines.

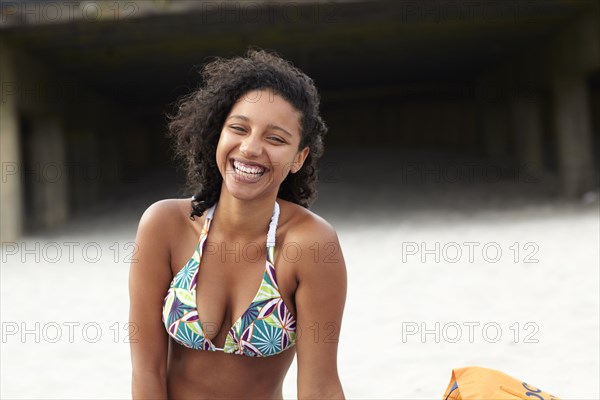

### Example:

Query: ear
xmin=291 ymin=147 xmax=310 ymax=174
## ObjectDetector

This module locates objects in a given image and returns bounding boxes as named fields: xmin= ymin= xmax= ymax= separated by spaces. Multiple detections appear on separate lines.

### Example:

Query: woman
xmin=129 ymin=48 xmax=347 ymax=399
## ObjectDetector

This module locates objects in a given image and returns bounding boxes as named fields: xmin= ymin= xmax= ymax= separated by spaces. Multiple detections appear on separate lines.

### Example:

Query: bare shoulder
xmin=136 ymin=198 xmax=194 ymax=250
xmin=278 ymin=199 xmax=338 ymax=242
xmin=131 ymin=198 xmax=196 ymax=285
xmin=277 ymin=199 xmax=345 ymax=275
xmin=138 ymin=198 xmax=191 ymax=229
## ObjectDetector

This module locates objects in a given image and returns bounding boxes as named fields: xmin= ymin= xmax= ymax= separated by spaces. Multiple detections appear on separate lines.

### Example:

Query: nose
xmin=239 ymin=133 xmax=263 ymax=157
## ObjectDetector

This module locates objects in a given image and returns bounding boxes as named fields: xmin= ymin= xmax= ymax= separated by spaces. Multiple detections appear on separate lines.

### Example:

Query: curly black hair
xmin=166 ymin=47 xmax=328 ymax=220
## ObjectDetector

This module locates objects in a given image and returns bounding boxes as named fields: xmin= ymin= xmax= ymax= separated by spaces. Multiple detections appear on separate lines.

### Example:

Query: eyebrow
xmin=227 ymin=115 xmax=293 ymax=137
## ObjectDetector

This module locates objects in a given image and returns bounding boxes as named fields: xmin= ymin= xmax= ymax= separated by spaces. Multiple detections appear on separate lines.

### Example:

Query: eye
xmin=269 ymin=136 xmax=286 ymax=144
xmin=230 ymin=125 xmax=246 ymax=133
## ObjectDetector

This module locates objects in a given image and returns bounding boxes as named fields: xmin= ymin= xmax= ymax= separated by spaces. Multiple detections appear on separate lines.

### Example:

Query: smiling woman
xmin=168 ymin=49 xmax=327 ymax=218
xmin=217 ymin=91 xmax=310 ymax=201
xmin=128 ymin=48 xmax=347 ymax=399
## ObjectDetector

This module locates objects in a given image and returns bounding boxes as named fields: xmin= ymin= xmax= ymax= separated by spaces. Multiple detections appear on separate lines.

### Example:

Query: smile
xmin=230 ymin=159 xmax=267 ymax=183
xmin=233 ymin=160 xmax=266 ymax=175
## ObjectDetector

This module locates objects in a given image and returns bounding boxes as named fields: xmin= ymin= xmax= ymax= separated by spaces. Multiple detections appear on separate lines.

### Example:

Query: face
xmin=216 ymin=88 xmax=310 ymax=202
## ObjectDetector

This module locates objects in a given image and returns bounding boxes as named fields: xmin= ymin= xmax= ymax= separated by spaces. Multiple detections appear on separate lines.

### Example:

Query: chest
xmin=168 ymin=229 xmax=299 ymax=345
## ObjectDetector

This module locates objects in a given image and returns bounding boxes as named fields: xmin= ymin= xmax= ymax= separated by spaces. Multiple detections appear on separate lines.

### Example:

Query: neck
xmin=211 ymin=186 xmax=277 ymax=242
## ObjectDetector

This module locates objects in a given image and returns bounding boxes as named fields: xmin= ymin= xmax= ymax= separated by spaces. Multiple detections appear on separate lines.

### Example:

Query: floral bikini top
xmin=162 ymin=200 xmax=297 ymax=357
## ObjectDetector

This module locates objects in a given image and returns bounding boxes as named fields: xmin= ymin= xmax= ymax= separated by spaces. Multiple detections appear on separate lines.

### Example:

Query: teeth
xmin=233 ymin=160 xmax=265 ymax=175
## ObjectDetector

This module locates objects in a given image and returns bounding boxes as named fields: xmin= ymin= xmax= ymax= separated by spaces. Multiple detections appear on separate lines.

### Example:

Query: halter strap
xmin=205 ymin=201 xmax=280 ymax=248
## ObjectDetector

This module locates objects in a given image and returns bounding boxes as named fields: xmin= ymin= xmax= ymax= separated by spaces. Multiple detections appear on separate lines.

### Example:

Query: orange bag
xmin=442 ymin=366 xmax=560 ymax=400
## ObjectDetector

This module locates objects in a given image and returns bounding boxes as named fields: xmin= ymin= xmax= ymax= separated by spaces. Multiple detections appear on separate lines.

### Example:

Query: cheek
xmin=275 ymin=152 xmax=297 ymax=175
xmin=215 ymin=133 xmax=230 ymax=168
xmin=216 ymin=131 xmax=232 ymax=152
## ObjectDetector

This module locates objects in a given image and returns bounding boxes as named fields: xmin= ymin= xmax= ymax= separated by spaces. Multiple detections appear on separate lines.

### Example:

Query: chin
xmin=225 ymin=182 xmax=280 ymax=202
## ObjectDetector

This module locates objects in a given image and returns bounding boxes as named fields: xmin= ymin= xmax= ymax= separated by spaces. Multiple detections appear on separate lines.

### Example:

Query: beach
xmin=2 ymin=150 xmax=599 ymax=399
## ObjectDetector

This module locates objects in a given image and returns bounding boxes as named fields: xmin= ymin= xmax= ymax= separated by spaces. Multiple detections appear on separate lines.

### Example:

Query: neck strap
xmin=205 ymin=201 xmax=280 ymax=248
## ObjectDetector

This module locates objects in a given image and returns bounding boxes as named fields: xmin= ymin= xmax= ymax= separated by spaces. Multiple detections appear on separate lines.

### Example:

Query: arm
xmin=129 ymin=201 xmax=174 ymax=399
xmin=294 ymin=218 xmax=348 ymax=399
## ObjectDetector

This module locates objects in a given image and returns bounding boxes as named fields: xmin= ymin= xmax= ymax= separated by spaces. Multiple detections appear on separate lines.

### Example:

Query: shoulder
xmin=277 ymin=199 xmax=345 ymax=279
xmin=140 ymin=198 xmax=191 ymax=223
xmin=133 ymin=198 xmax=197 ymax=272
xmin=278 ymin=198 xmax=339 ymax=245
xmin=136 ymin=198 xmax=193 ymax=240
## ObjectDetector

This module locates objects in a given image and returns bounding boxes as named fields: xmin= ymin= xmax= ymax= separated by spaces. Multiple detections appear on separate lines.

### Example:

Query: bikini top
xmin=162 ymin=200 xmax=297 ymax=357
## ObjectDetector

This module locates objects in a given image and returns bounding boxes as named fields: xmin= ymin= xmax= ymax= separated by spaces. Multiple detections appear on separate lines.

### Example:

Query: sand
xmin=2 ymin=151 xmax=598 ymax=399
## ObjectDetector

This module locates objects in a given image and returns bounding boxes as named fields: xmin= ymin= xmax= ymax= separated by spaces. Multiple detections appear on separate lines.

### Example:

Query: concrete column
xmin=0 ymin=40 xmax=23 ymax=243
xmin=28 ymin=117 xmax=69 ymax=230
xmin=549 ymin=10 xmax=600 ymax=198
xmin=552 ymin=74 xmax=596 ymax=197
xmin=511 ymin=95 xmax=543 ymax=171
xmin=480 ymin=103 xmax=510 ymax=159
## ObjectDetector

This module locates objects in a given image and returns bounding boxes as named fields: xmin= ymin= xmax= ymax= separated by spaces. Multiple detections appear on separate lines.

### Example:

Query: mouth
xmin=230 ymin=159 xmax=267 ymax=181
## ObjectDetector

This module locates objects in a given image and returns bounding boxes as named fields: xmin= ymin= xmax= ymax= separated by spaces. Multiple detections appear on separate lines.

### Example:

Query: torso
xmin=164 ymin=197 xmax=309 ymax=399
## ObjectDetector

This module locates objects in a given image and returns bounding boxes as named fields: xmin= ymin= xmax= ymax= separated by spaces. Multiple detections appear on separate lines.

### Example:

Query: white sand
xmin=1 ymin=161 xmax=598 ymax=399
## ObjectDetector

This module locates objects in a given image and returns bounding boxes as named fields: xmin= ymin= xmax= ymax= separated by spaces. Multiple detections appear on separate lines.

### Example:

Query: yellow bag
xmin=442 ymin=366 xmax=560 ymax=400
